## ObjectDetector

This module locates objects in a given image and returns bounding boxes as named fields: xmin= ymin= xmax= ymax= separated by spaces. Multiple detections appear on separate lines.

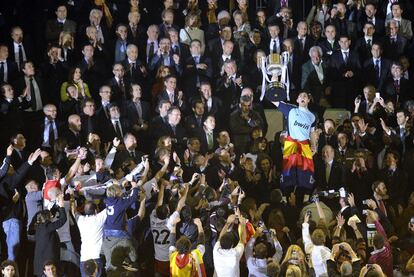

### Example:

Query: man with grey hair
xmin=146 ymin=25 xmax=160 ymax=63
xmin=301 ymin=46 xmax=330 ymax=113
xmin=40 ymin=104 xmax=60 ymax=149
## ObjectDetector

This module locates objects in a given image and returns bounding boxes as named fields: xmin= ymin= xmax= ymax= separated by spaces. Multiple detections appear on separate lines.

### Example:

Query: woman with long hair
xmin=180 ymin=12 xmax=205 ymax=53
xmin=306 ymin=0 xmax=331 ymax=30
xmin=280 ymin=245 xmax=310 ymax=277
xmin=60 ymin=67 xmax=92 ymax=102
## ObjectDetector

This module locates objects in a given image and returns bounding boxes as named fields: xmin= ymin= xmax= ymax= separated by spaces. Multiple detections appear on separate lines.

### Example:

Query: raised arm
xmin=0 ymin=145 xmax=13 ymax=179
xmin=64 ymin=148 xmax=87 ymax=183
xmin=137 ymin=190 xmax=146 ymax=220
xmin=156 ymin=182 xmax=165 ymax=208
xmin=175 ymin=184 xmax=189 ymax=212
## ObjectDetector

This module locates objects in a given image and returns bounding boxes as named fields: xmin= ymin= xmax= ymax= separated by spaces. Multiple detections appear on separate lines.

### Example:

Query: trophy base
xmin=265 ymin=82 xmax=287 ymax=102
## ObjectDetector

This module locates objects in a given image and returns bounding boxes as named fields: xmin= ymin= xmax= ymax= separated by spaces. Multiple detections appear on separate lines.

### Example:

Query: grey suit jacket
xmin=385 ymin=18 xmax=413 ymax=40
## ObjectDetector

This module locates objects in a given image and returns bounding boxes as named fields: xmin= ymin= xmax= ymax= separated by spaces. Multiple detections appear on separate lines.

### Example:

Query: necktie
xmin=367 ymin=39 xmax=372 ymax=49
xmin=87 ymin=116 xmax=94 ymax=134
xmin=58 ymin=22 xmax=64 ymax=30
xmin=207 ymin=132 xmax=213 ymax=150
xmin=131 ymin=62 xmax=136 ymax=78
xmin=18 ymin=45 xmax=24 ymax=70
xmin=194 ymin=56 xmax=199 ymax=64
xmin=374 ymin=59 xmax=380 ymax=80
xmin=88 ymin=59 xmax=94 ymax=69
xmin=115 ymin=121 xmax=122 ymax=138
xmin=330 ymin=41 xmax=334 ymax=50
xmin=119 ymin=79 xmax=125 ymax=96
xmin=379 ymin=200 xmax=387 ymax=216
xmin=29 ymin=77 xmax=37 ymax=110
xmin=340 ymin=150 xmax=345 ymax=156
xmin=130 ymin=151 xmax=136 ymax=159
xmin=171 ymin=125 xmax=176 ymax=135
xmin=169 ymin=93 xmax=174 ymax=103
xmin=148 ymin=42 xmax=155 ymax=60
xmin=272 ymin=39 xmax=277 ymax=53
xmin=196 ymin=116 xmax=202 ymax=127
xmin=325 ymin=163 xmax=331 ymax=184
xmin=343 ymin=52 xmax=349 ymax=63
xmin=300 ymin=38 xmax=305 ymax=52
xmin=49 ymin=120 xmax=55 ymax=145
xmin=0 ymin=62 xmax=4 ymax=82
xmin=135 ymin=101 xmax=142 ymax=120
xmin=394 ymin=80 xmax=400 ymax=94
xmin=173 ymin=45 xmax=179 ymax=55
xmin=400 ymin=127 xmax=405 ymax=140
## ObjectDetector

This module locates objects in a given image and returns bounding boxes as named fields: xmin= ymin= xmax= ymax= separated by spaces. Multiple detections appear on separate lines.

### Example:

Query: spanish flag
xmin=281 ymin=136 xmax=314 ymax=190
xmin=170 ymin=249 xmax=206 ymax=277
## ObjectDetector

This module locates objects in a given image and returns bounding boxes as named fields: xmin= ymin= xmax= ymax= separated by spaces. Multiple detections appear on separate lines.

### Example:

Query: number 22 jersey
xmin=150 ymin=209 xmax=179 ymax=261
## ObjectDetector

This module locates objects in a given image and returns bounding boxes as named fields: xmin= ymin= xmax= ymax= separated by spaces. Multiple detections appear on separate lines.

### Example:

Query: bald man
xmin=65 ymin=114 xmax=84 ymax=149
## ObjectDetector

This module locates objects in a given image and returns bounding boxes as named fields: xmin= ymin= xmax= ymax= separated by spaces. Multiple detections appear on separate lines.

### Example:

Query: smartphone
xmin=362 ymin=199 xmax=369 ymax=205
xmin=375 ymin=92 xmax=380 ymax=99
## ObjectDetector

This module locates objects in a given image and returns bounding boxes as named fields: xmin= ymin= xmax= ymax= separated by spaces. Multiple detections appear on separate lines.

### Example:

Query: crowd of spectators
xmin=1 ymin=0 xmax=414 ymax=276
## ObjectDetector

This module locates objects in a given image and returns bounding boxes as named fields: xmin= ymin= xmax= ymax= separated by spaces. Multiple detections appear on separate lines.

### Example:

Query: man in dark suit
xmin=318 ymin=25 xmax=340 ymax=62
xmin=292 ymin=21 xmax=314 ymax=65
xmin=77 ymin=44 xmax=108 ymax=102
xmin=37 ymin=104 xmax=62 ymax=150
xmin=153 ymin=106 xmax=187 ymax=155
xmin=383 ymin=61 xmax=412 ymax=106
xmin=80 ymin=99 xmax=100 ymax=140
xmin=229 ymin=95 xmax=265 ymax=155
xmin=301 ymin=46 xmax=330 ymax=109
xmin=126 ymin=11 xmax=146 ymax=48
xmin=264 ymin=22 xmax=282 ymax=55
xmin=102 ymin=103 xmax=131 ymax=143
xmin=143 ymin=25 xmax=160 ymax=65
xmin=356 ymin=3 xmax=385 ymax=37
xmin=8 ymin=26 xmax=34 ymax=72
xmin=216 ymin=59 xmax=244 ymax=125
xmin=329 ymin=35 xmax=361 ymax=110
xmin=45 ymin=5 xmax=77 ymax=44
xmin=158 ymin=9 xmax=179 ymax=38
xmin=40 ymin=45 xmax=68 ymax=106
xmin=283 ymin=38 xmax=302 ymax=94
xmin=199 ymin=82 xmax=223 ymax=119
xmin=315 ymin=145 xmax=345 ymax=191
xmin=148 ymin=37 xmax=182 ymax=76
xmin=9 ymin=133 xmax=30 ymax=169
xmin=107 ymin=63 xmax=131 ymax=105
xmin=65 ymin=114 xmax=84 ymax=149
xmin=150 ymin=99 xmax=171 ymax=142
xmin=125 ymin=83 xmax=150 ymax=150
xmin=195 ymin=115 xmax=218 ymax=154
xmin=362 ymin=43 xmax=391 ymax=93
xmin=353 ymin=22 xmax=377 ymax=65
xmin=208 ymin=26 xmax=241 ymax=73
xmin=182 ymin=39 xmax=213 ymax=100
xmin=157 ymin=74 xmax=186 ymax=111
xmin=168 ymin=28 xmax=190 ymax=61
xmin=382 ymin=20 xmax=408 ymax=61
xmin=0 ymin=45 xmax=18 ymax=86
xmin=184 ymin=99 xmax=205 ymax=137
xmin=112 ymin=133 xmax=144 ymax=170
xmin=78 ymin=9 xmax=112 ymax=49
xmin=378 ymin=151 xmax=408 ymax=209
xmin=122 ymin=44 xmax=147 ymax=92
xmin=329 ymin=3 xmax=357 ymax=41
xmin=0 ymin=84 xmax=24 ymax=150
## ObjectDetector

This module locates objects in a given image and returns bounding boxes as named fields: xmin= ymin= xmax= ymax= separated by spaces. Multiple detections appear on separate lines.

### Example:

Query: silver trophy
xmin=260 ymin=52 xmax=290 ymax=102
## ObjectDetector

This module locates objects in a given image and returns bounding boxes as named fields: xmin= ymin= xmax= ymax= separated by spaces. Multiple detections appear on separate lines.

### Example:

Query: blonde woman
xmin=59 ymin=31 xmax=75 ymax=64
xmin=233 ymin=10 xmax=251 ymax=61
xmin=280 ymin=245 xmax=309 ymax=277
xmin=179 ymin=12 xmax=205 ymax=53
